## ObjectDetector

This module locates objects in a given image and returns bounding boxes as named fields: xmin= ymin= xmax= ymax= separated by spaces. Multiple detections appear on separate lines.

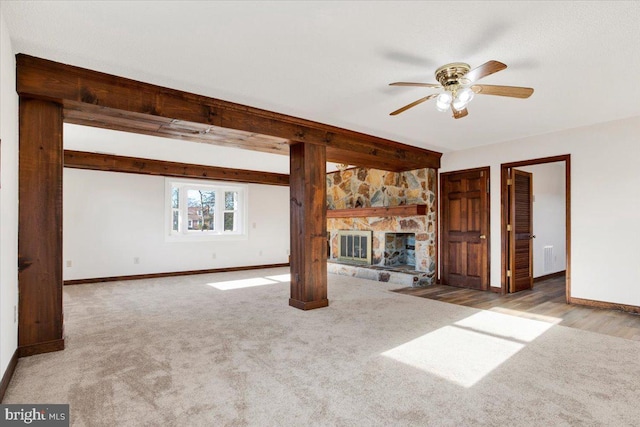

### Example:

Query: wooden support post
xmin=18 ymin=98 xmax=65 ymax=357
xmin=289 ymin=142 xmax=328 ymax=310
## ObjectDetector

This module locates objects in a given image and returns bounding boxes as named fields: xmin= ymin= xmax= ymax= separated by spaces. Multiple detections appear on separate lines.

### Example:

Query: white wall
xmin=63 ymin=169 xmax=290 ymax=280
xmin=519 ymin=162 xmax=566 ymax=278
xmin=64 ymin=124 xmax=291 ymax=174
xmin=440 ymin=116 xmax=640 ymax=306
xmin=0 ymin=8 xmax=19 ymax=378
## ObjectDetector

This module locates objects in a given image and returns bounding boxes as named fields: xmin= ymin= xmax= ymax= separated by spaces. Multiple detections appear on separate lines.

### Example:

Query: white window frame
xmin=165 ymin=178 xmax=248 ymax=242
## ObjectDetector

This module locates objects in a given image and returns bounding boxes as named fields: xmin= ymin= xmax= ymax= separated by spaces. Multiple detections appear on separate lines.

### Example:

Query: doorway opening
xmin=501 ymin=155 xmax=570 ymax=302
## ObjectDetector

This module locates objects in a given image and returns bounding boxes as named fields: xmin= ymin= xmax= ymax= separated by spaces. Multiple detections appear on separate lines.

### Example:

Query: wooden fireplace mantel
xmin=326 ymin=204 xmax=427 ymax=218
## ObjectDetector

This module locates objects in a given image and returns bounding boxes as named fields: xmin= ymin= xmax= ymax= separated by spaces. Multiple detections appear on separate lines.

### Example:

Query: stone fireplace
xmin=326 ymin=166 xmax=437 ymax=287
xmin=328 ymin=216 xmax=433 ymax=275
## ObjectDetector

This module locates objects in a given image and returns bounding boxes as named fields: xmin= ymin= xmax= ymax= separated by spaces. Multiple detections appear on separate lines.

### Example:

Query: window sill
xmin=165 ymin=233 xmax=249 ymax=243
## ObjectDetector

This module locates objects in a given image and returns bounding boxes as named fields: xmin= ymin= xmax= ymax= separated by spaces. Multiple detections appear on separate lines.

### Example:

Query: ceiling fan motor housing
xmin=435 ymin=62 xmax=471 ymax=88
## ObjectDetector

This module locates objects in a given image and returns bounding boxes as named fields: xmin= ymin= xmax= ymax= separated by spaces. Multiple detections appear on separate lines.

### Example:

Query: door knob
xmin=479 ymin=234 xmax=486 ymax=239
xmin=529 ymin=234 xmax=536 ymax=239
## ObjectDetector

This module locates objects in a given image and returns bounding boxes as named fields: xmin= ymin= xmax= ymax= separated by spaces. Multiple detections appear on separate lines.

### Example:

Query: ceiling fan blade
xmin=451 ymin=106 xmax=468 ymax=119
xmin=389 ymin=82 xmax=441 ymax=88
xmin=471 ymin=84 xmax=534 ymax=98
xmin=389 ymin=94 xmax=438 ymax=116
xmin=464 ymin=60 xmax=507 ymax=83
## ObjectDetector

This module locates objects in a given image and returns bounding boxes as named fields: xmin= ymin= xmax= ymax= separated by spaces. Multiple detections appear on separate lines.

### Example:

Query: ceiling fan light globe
xmin=452 ymin=99 xmax=469 ymax=111
xmin=435 ymin=92 xmax=452 ymax=112
xmin=456 ymin=87 xmax=474 ymax=103
xmin=436 ymin=92 xmax=452 ymax=104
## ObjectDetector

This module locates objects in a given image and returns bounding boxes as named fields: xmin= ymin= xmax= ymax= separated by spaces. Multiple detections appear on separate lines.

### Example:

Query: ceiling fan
xmin=389 ymin=60 xmax=533 ymax=119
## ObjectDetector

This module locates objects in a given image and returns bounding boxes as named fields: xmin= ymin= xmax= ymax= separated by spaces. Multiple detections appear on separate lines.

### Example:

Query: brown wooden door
xmin=441 ymin=168 xmax=490 ymax=290
xmin=509 ymin=169 xmax=533 ymax=292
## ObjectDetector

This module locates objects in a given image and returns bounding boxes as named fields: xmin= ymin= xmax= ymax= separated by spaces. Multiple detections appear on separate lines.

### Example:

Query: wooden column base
xmin=17 ymin=339 xmax=65 ymax=358
xmin=289 ymin=298 xmax=329 ymax=311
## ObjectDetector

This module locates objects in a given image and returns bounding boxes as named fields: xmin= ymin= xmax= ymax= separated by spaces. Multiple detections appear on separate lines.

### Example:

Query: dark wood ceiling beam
xmin=63 ymin=102 xmax=291 ymax=156
xmin=66 ymin=106 xmax=421 ymax=171
xmin=17 ymin=54 xmax=441 ymax=171
xmin=64 ymin=150 xmax=290 ymax=186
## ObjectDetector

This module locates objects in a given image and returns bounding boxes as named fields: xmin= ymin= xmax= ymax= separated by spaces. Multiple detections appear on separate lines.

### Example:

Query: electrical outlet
xmin=259 ymin=250 xmax=263 ymax=256
xmin=286 ymin=249 xmax=290 ymax=255
xmin=14 ymin=305 xmax=17 ymax=323
xmin=66 ymin=260 xmax=72 ymax=268
xmin=134 ymin=257 xmax=140 ymax=264
xmin=252 ymin=222 xmax=257 ymax=229
xmin=212 ymin=253 xmax=217 ymax=259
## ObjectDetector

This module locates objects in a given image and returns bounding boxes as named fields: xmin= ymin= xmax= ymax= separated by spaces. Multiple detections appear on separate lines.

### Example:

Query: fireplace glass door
xmin=337 ymin=230 xmax=372 ymax=264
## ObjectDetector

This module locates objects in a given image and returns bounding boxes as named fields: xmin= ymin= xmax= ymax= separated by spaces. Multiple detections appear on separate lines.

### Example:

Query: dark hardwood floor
xmin=395 ymin=275 xmax=640 ymax=341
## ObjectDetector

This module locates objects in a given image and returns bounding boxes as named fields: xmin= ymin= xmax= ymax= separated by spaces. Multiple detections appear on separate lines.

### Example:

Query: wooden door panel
xmin=467 ymin=197 xmax=481 ymax=232
xmin=466 ymin=243 xmax=482 ymax=278
xmin=509 ymin=169 xmax=533 ymax=292
xmin=448 ymin=199 xmax=462 ymax=231
xmin=441 ymin=168 xmax=490 ymax=290
xmin=448 ymin=242 xmax=463 ymax=275
xmin=449 ymin=178 xmax=463 ymax=193
xmin=467 ymin=177 xmax=481 ymax=191
xmin=448 ymin=271 xmax=481 ymax=289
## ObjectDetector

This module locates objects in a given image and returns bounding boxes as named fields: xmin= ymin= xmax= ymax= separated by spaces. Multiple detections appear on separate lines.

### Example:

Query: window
xmin=166 ymin=179 xmax=248 ymax=241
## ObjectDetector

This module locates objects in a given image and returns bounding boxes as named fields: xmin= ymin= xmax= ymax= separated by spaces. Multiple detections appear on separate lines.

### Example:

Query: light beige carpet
xmin=5 ymin=267 xmax=640 ymax=426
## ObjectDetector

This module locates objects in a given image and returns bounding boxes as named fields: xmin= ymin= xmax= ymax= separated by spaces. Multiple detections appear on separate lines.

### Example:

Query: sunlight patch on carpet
xmin=455 ymin=311 xmax=555 ymax=342
xmin=207 ymin=277 xmax=278 ymax=290
xmin=265 ymin=273 xmax=291 ymax=282
xmin=381 ymin=311 xmax=554 ymax=388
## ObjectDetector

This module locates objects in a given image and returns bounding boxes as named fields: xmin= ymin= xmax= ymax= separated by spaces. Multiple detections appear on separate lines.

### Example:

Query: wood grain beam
xmin=63 ymin=102 xmax=291 ymax=156
xmin=327 ymin=204 xmax=427 ymax=218
xmin=17 ymin=54 xmax=441 ymax=172
xmin=64 ymin=150 xmax=289 ymax=186
xmin=18 ymin=98 xmax=64 ymax=355
xmin=289 ymin=142 xmax=328 ymax=310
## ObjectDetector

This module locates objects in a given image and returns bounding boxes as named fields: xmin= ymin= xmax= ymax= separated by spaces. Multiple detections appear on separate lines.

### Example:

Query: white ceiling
xmin=3 ymin=1 xmax=640 ymax=170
